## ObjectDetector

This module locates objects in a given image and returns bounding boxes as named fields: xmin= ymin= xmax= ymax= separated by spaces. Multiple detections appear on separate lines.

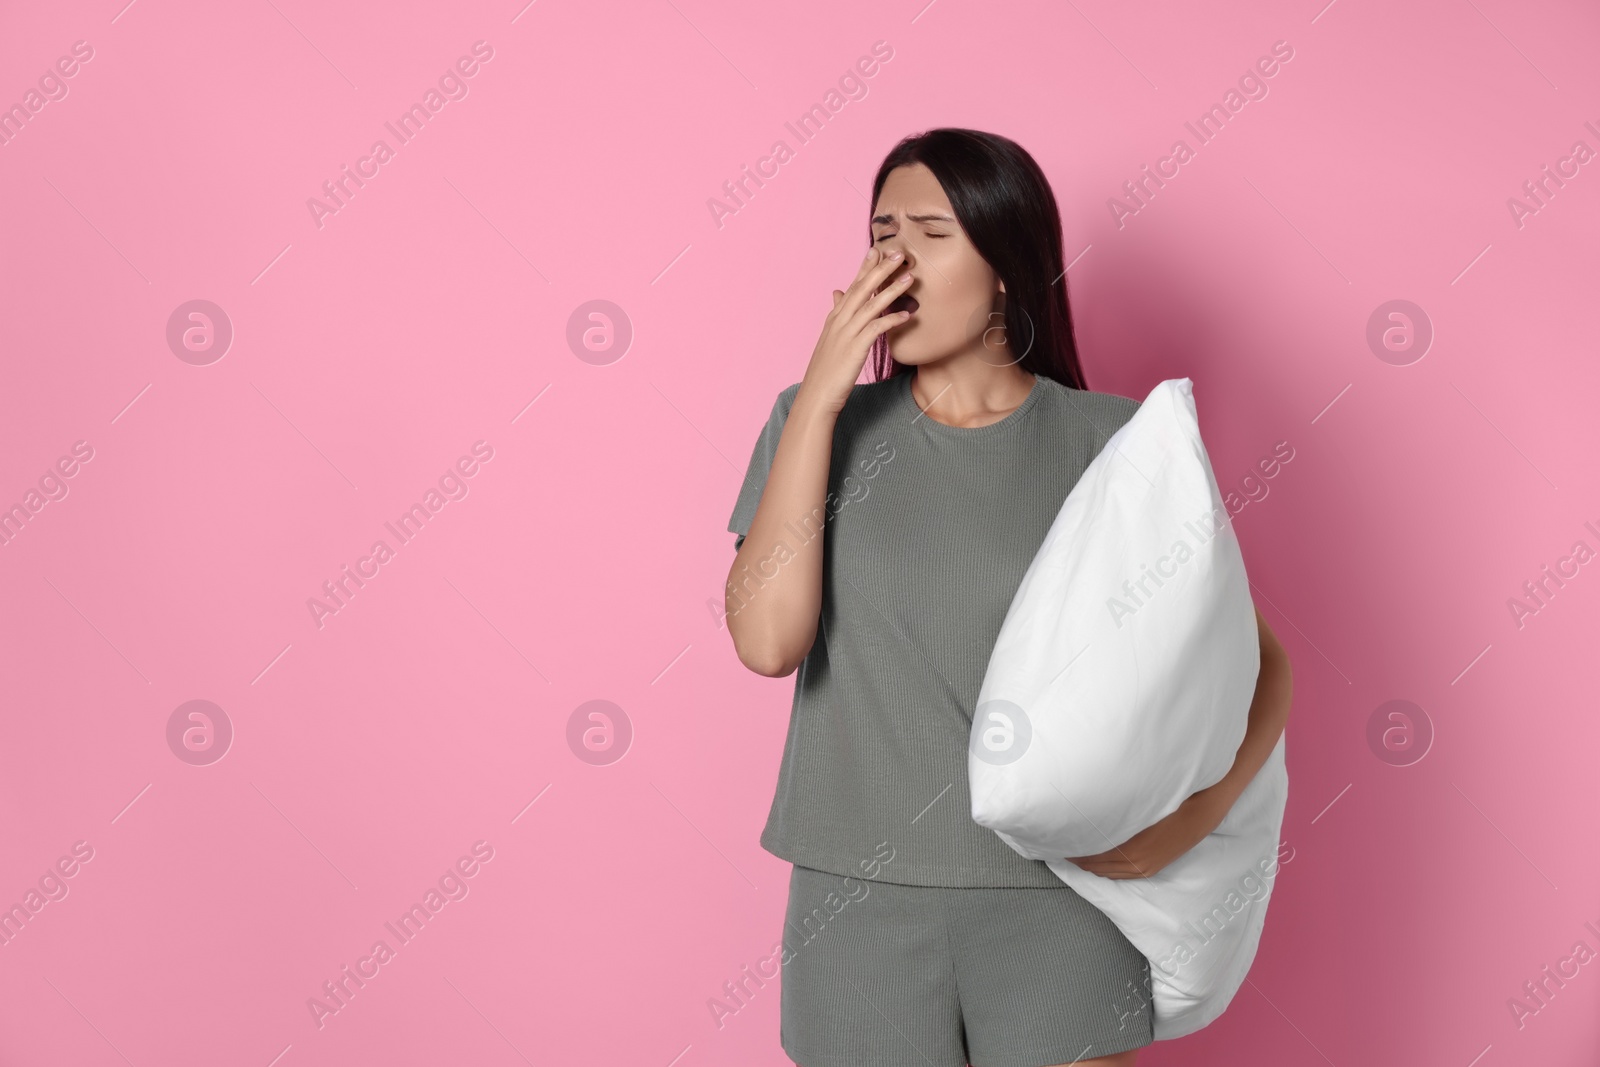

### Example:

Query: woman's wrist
xmin=789 ymin=386 xmax=843 ymax=429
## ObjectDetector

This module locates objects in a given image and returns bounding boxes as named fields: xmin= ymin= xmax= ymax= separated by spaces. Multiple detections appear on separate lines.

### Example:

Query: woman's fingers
xmin=850 ymin=269 xmax=914 ymax=331
xmin=865 ymin=310 xmax=911 ymax=339
xmin=837 ymin=249 xmax=905 ymax=322
xmin=834 ymin=248 xmax=883 ymax=311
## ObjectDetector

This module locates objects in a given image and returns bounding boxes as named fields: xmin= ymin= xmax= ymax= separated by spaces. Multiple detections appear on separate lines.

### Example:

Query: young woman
xmin=724 ymin=128 xmax=1293 ymax=1067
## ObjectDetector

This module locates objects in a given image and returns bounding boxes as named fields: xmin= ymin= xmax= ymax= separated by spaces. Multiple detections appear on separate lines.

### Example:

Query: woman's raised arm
xmin=725 ymin=246 xmax=915 ymax=676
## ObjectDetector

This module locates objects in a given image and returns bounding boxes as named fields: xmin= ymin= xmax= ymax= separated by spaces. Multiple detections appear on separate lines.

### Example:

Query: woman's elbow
xmin=740 ymin=649 xmax=799 ymax=678
xmin=731 ymin=631 xmax=800 ymax=677
xmin=728 ymin=618 xmax=808 ymax=678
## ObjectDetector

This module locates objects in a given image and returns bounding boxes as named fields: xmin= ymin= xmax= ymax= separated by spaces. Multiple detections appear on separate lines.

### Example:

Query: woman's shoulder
xmin=1036 ymin=376 xmax=1142 ymax=428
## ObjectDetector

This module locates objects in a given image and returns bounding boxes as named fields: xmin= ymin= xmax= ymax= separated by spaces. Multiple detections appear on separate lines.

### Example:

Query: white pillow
xmin=968 ymin=377 xmax=1289 ymax=1040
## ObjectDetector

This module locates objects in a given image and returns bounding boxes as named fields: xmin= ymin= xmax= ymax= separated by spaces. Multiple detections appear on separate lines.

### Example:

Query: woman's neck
xmin=907 ymin=358 xmax=1037 ymax=429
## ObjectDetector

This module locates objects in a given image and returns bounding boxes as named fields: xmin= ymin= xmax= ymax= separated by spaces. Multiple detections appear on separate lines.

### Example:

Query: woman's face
xmin=869 ymin=163 xmax=1006 ymax=366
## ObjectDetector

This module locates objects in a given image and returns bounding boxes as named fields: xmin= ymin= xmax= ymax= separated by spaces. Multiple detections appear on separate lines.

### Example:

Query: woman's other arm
xmin=1064 ymin=605 xmax=1293 ymax=878
xmin=1191 ymin=605 xmax=1293 ymax=816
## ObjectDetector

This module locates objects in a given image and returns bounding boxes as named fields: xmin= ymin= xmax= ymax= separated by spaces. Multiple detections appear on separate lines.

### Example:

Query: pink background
xmin=3 ymin=0 xmax=1599 ymax=1063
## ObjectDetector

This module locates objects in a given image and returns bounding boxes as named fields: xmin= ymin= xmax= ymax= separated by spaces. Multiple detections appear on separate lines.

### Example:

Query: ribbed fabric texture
xmin=728 ymin=372 xmax=1141 ymax=888
xmin=779 ymin=864 xmax=1154 ymax=1065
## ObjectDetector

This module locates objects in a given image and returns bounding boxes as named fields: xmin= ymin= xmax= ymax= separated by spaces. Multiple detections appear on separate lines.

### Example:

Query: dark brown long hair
xmin=866 ymin=128 xmax=1089 ymax=391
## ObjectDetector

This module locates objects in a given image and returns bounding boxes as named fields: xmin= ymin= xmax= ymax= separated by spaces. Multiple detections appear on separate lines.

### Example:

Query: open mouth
xmin=884 ymin=293 xmax=919 ymax=316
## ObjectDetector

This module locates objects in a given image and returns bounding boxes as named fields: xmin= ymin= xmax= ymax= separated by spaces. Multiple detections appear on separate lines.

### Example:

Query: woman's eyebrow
xmin=871 ymin=212 xmax=955 ymax=224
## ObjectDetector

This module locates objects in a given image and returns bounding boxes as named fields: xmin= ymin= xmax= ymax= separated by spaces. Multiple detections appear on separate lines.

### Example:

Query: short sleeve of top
xmin=727 ymin=382 xmax=803 ymax=551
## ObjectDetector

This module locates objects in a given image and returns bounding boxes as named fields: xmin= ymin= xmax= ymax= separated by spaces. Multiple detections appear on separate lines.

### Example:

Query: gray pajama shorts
xmin=780 ymin=864 xmax=1153 ymax=1067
